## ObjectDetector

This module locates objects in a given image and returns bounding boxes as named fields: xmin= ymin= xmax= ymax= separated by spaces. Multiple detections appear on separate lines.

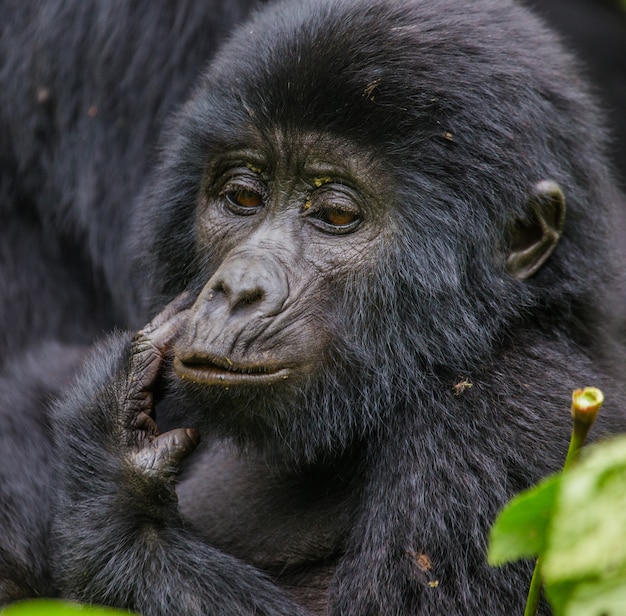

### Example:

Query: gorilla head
xmin=132 ymin=0 xmax=621 ymax=466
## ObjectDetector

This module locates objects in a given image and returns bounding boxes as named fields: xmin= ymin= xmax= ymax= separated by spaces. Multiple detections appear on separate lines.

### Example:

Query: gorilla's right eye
xmin=224 ymin=188 xmax=264 ymax=214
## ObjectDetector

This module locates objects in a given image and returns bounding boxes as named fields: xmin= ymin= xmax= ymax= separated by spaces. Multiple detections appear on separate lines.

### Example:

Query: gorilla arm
xmin=50 ymin=298 xmax=307 ymax=616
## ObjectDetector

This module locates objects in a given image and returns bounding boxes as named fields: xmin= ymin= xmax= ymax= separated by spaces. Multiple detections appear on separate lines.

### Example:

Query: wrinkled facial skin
xmin=172 ymin=132 xmax=388 ymax=394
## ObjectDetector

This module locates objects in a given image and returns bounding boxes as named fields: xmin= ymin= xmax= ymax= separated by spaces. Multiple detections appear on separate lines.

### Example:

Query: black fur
xmin=0 ymin=0 xmax=264 ymax=362
xmin=0 ymin=0 xmax=264 ymax=604
xmin=1 ymin=0 xmax=626 ymax=614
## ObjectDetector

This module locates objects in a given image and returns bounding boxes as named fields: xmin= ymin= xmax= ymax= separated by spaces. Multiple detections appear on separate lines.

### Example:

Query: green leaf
xmin=0 ymin=599 xmax=134 ymax=615
xmin=488 ymin=473 xmax=560 ymax=566
xmin=541 ymin=435 xmax=626 ymax=614
xmin=543 ymin=437 xmax=626 ymax=581
xmin=548 ymin=576 xmax=626 ymax=616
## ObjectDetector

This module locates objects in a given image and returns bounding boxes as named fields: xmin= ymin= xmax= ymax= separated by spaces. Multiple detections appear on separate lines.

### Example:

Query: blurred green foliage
xmin=0 ymin=600 xmax=134 ymax=615
xmin=489 ymin=434 xmax=626 ymax=615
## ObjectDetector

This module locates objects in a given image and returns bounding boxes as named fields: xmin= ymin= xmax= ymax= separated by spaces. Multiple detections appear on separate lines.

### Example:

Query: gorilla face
xmin=174 ymin=132 xmax=389 ymax=390
xmin=162 ymin=129 xmax=393 ymax=461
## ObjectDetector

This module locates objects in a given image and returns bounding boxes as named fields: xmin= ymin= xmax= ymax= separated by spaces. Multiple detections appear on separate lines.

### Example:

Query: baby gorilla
xmin=7 ymin=0 xmax=626 ymax=614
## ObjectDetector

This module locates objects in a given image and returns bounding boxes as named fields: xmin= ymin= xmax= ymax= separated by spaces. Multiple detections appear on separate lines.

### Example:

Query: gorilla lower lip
xmin=173 ymin=355 xmax=289 ymax=386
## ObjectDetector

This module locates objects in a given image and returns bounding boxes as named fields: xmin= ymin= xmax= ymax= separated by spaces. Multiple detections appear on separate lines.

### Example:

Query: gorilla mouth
xmin=173 ymin=352 xmax=290 ymax=386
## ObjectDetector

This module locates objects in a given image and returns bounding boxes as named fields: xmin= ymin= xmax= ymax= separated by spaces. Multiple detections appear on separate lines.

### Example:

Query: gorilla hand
xmin=51 ymin=294 xmax=197 ymax=553
xmin=51 ymin=295 xmax=305 ymax=616
xmin=121 ymin=296 xmax=198 ymax=477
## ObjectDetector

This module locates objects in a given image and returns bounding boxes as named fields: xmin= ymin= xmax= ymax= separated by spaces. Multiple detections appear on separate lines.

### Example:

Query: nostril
xmin=232 ymin=288 xmax=265 ymax=311
xmin=209 ymin=276 xmax=266 ymax=312
xmin=211 ymin=280 xmax=229 ymax=296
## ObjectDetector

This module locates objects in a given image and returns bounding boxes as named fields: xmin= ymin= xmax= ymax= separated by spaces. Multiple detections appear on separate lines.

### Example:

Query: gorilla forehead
xmin=199 ymin=0 xmax=566 ymax=153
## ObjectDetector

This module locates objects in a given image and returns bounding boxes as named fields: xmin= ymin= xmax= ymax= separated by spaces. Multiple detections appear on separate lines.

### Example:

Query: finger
xmin=132 ymin=411 xmax=159 ymax=436
xmin=128 ymin=293 xmax=195 ymax=398
xmin=139 ymin=291 xmax=195 ymax=346
xmin=128 ymin=428 xmax=200 ymax=475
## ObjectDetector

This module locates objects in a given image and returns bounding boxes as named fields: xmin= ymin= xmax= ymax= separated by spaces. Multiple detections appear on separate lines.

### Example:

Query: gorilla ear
xmin=506 ymin=180 xmax=566 ymax=280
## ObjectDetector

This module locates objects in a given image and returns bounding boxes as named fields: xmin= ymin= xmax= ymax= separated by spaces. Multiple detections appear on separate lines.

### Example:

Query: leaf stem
xmin=525 ymin=558 xmax=544 ymax=616
xmin=523 ymin=387 xmax=604 ymax=616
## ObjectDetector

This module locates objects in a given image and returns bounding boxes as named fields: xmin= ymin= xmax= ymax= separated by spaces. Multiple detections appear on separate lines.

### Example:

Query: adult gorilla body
xmin=2 ymin=0 xmax=626 ymax=614
xmin=0 ymin=0 xmax=263 ymax=602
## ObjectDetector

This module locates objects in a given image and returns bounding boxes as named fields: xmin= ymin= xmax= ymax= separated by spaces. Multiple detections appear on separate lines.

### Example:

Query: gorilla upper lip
xmin=173 ymin=352 xmax=290 ymax=386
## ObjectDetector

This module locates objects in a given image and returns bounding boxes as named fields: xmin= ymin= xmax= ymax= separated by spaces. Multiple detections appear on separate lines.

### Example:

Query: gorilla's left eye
xmin=318 ymin=208 xmax=357 ymax=227
xmin=309 ymin=207 xmax=362 ymax=234
xmin=225 ymin=188 xmax=264 ymax=214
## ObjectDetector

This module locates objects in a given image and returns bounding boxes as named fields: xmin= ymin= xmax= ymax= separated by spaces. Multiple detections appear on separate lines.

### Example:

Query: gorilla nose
xmin=207 ymin=255 xmax=289 ymax=317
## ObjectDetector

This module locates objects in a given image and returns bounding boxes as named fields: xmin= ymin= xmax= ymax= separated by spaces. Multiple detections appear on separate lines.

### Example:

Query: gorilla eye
xmin=225 ymin=188 xmax=264 ymax=214
xmin=310 ymin=207 xmax=361 ymax=234
xmin=319 ymin=208 xmax=357 ymax=226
